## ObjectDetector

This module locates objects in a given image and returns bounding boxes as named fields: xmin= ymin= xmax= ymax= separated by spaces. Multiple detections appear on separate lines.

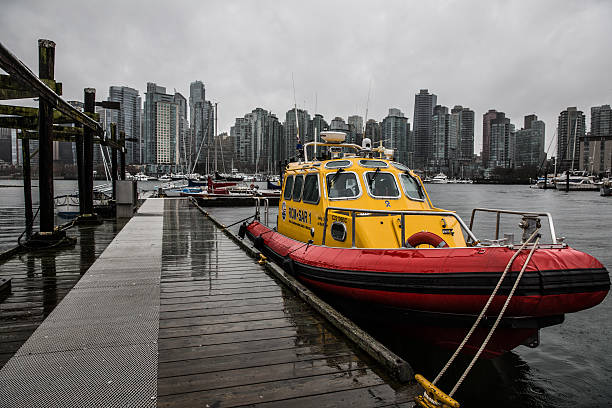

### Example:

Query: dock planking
xmin=157 ymin=199 xmax=416 ymax=407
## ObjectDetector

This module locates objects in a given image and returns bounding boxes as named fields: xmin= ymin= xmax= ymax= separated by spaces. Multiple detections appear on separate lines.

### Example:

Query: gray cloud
xmin=1 ymin=0 xmax=611 ymax=154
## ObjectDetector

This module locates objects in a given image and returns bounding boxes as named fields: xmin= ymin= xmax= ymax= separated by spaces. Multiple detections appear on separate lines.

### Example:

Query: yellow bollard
xmin=414 ymin=374 xmax=460 ymax=408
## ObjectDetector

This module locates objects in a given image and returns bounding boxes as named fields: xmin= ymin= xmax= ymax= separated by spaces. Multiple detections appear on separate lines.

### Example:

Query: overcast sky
xmin=1 ymin=0 xmax=611 ymax=154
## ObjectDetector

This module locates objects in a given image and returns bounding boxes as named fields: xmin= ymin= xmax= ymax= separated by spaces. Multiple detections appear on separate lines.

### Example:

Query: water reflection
xmin=40 ymin=255 xmax=57 ymax=318
xmin=78 ymin=225 xmax=96 ymax=275
xmin=162 ymin=200 xmax=217 ymax=280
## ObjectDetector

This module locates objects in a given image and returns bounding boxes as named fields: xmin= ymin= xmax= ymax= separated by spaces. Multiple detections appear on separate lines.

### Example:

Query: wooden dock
xmin=0 ymin=198 xmax=417 ymax=407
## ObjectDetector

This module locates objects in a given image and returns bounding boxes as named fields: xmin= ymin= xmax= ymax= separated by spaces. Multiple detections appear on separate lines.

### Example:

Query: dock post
xmin=566 ymin=171 xmax=570 ymax=192
xmin=21 ymin=135 xmax=33 ymax=238
xmin=77 ymin=88 xmax=101 ymax=225
xmin=75 ymin=123 xmax=85 ymax=215
xmin=119 ymin=131 xmax=126 ymax=180
xmin=37 ymin=39 xmax=56 ymax=234
xmin=111 ymin=123 xmax=118 ymax=198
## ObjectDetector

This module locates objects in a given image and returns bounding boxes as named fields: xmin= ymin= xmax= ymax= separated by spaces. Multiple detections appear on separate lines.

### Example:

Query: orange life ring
xmin=406 ymin=231 xmax=448 ymax=248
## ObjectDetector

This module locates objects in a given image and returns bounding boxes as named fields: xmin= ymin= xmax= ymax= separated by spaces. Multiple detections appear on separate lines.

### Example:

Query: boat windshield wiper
xmin=369 ymin=167 xmax=381 ymax=188
xmin=330 ymin=168 xmax=344 ymax=186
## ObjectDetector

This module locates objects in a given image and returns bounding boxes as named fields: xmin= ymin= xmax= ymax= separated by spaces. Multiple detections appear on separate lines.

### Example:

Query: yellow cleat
xmin=258 ymin=254 xmax=268 ymax=265
xmin=414 ymin=374 xmax=460 ymax=408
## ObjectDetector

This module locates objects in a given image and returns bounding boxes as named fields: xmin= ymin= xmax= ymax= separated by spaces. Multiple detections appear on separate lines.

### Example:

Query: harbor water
xmin=0 ymin=181 xmax=610 ymax=407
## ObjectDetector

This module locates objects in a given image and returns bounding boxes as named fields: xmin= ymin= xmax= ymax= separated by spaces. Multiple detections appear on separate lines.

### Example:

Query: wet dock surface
xmin=0 ymin=217 xmax=125 ymax=369
xmin=0 ymin=198 xmax=415 ymax=407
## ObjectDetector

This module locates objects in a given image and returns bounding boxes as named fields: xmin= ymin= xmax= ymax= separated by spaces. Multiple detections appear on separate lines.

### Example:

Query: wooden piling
xmin=21 ymin=134 xmax=33 ymax=238
xmin=37 ymin=39 xmax=55 ymax=233
xmin=75 ymin=123 xmax=85 ymax=215
xmin=83 ymin=88 xmax=95 ymax=215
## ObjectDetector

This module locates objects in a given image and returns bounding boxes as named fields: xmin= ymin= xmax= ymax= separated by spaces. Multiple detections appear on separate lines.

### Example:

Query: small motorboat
xmin=244 ymin=132 xmax=609 ymax=357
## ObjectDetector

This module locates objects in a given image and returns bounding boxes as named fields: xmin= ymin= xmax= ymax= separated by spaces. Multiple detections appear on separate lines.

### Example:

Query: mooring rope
xmin=448 ymin=234 xmax=540 ymax=397
xmin=432 ymin=228 xmax=541 ymax=387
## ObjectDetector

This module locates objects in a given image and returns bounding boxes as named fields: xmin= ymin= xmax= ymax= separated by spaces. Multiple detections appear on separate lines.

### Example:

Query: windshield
xmin=399 ymin=173 xmax=425 ymax=200
xmin=326 ymin=172 xmax=360 ymax=199
xmin=364 ymin=172 xmax=400 ymax=198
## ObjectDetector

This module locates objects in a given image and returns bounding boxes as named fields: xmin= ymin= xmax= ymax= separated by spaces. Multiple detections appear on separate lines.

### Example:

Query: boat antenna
xmin=364 ymin=79 xmax=372 ymax=135
xmin=292 ymin=73 xmax=301 ymax=155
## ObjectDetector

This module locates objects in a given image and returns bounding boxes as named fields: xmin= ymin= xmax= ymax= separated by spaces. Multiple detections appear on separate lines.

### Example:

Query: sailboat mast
xmin=214 ymin=102 xmax=218 ymax=173
xmin=570 ymin=113 xmax=579 ymax=171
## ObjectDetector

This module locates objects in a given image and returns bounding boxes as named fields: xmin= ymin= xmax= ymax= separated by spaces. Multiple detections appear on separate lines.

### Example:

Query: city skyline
xmin=1 ymin=0 xmax=610 ymax=153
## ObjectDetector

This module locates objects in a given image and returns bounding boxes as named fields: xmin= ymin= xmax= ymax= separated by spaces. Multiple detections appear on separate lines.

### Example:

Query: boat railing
xmin=321 ymin=206 xmax=478 ymax=248
xmin=469 ymin=208 xmax=557 ymax=244
xmin=255 ymin=197 xmax=269 ymax=226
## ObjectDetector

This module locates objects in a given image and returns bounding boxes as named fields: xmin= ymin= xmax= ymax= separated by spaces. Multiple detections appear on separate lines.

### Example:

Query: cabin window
xmin=359 ymin=159 xmax=389 ymax=168
xmin=326 ymin=172 xmax=361 ymax=199
xmin=391 ymin=162 xmax=410 ymax=172
xmin=399 ymin=173 xmax=425 ymax=200
xmin=283 ymin=175 xmax=294 ymax=200
xmin=302 ymin=174 xmax=320 ymax=204
xmin=364 ymin=171 xmax=400 ymax=198
xmin=292 ymin=175 xmax=304 ymax=201
xmin=325 ymin=160 xmax=352 ymax=169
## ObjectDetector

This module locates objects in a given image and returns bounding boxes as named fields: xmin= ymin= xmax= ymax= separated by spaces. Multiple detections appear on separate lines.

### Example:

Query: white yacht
xmin=430 ymin=173 xmax=449 ymax=184
xmin=554 ymin=171 xmax=600 ymax=191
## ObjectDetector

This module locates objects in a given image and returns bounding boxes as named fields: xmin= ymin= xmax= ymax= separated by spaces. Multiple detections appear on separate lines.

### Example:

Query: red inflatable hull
xmin=246 ymin=221 xmax=609 ymax=318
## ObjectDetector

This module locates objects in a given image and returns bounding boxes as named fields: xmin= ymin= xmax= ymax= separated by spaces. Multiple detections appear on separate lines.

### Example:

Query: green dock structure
xmin=0 ymin=198 xmax=416 ymax=407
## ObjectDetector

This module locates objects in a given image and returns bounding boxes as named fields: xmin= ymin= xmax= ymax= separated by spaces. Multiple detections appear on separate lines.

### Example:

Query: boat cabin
xmin=278 ymin=132 xmax=469 ymax=248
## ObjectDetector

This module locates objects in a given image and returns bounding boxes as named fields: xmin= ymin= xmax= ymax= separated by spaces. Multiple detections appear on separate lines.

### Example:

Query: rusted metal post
xmin=37 ymin=39 xmax=55 ymax=233
xmin=21 ymin=135 xmax=33 ymax=238
xmin=120 ymin=131 xmax=126 ymax=180
xmin=83 ymin=88 xmax=95 ymax=215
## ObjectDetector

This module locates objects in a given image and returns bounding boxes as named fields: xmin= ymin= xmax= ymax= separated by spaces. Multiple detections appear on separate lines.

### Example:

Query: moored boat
xmin=243 ymin=131 xmax=610 ymax=357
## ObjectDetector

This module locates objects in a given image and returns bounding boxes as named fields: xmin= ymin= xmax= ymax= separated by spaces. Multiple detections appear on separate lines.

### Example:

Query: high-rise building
xmin=284 ymin=108 xmax=310 ymax=160
xmin=450 ymin=106 xmax=474 ymax=163
xmin=413 ymin=89 xmax=437 ymax=169
xmin=189 ymin=81 xmax=214 ymax=171
xmin=308 ymin=114 xmax=328 ymax=144
xmin=0 ymin=128 xmax=12 ymax=164
xmin=483 ymin=110 xmax=513 ymax=168
xmin=307 ymin=114 xmax=328 ymax=159
xmin=431 ymin=105 xmax=450 ymax=170
xmin=514 ymin=115 xmax=545 ymax=168
xmin=108 ymin=86 xmax=142 ymax=164
xmin=557 ymin=107 xmax=585 ymax=172
xmin=230 ymin=108 xmax=283 ymax=172
xmin=365 ymin=119 xmax=382 ymax=145
xmin=143 ymin=82 xmax=177 ymax=171
xmin=482 ymin=109 xmax=499 ymax=167
xmin=330 ymin=117 xmax=348 ymax=132
xmin=173 ymin=92 xmax=188 ymax=170
xmin=155 ymin=100 xmax=180 ymax=166
xmin=347 ymin=115 xmax=364 ymax=145
xmin=580 ymin=105 xmax=611 ymax=174
xmin=382 ymin=108 xmax=409 ymax=165
xmin=95 ymin=105 xmax=112 ymax=166
xmin=486 ymin=111 xmax=512 ymax=168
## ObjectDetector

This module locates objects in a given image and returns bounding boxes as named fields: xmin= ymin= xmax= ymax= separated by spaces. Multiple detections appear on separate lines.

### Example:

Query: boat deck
xmin=0 ymin=198 xmax=415 ymax=407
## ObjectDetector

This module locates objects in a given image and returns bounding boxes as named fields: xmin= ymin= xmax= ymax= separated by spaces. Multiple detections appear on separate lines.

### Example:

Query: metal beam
xmin=0 ymin=40 xmax=100 ymax=133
